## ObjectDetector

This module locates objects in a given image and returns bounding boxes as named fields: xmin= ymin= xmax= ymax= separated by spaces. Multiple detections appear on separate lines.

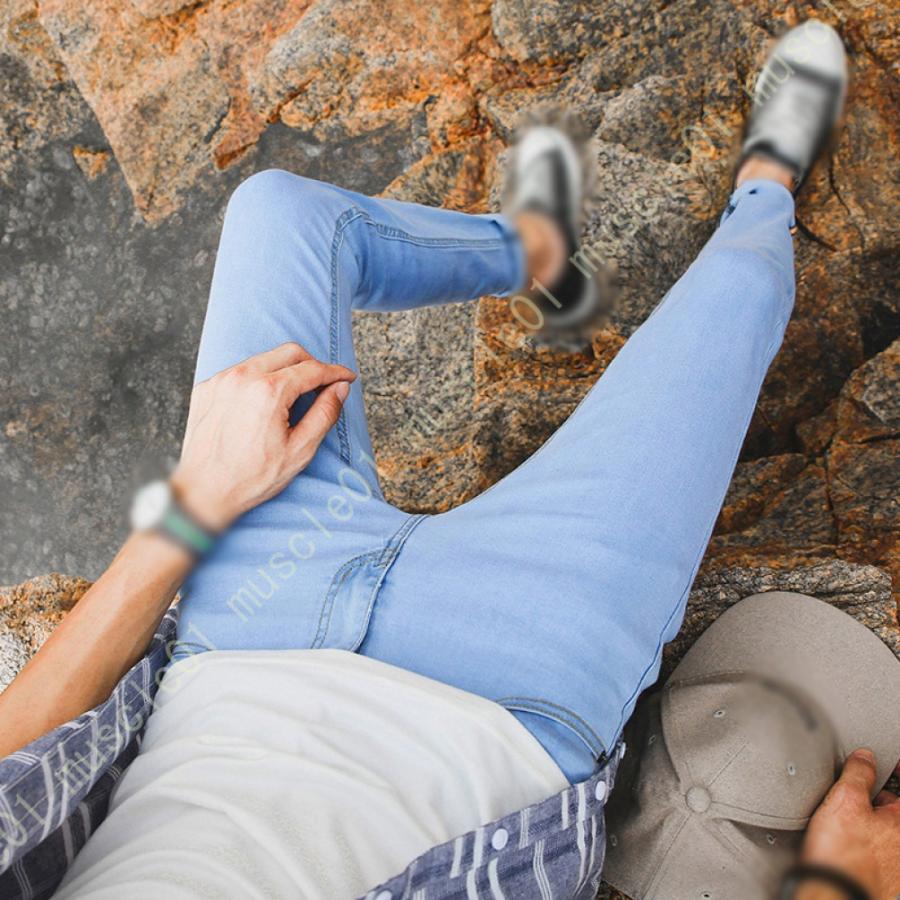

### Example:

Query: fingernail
xmin=853 ymin=748 xmax=876 ymax=763
xmin=335 ymin=381 xmax=351 ymax=401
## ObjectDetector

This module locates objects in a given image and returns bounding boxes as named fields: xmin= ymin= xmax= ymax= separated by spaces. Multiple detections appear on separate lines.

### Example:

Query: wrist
xmin=801 ymin=844 xmax=879 ymax=900
xmin=169 ymin=469 xmax=233 ymax=533
xmin=781 ymin=864 xmax=872 ymax=900
xmin=125 ymin=528 xmax=196 ymax=576
xmin=130 ymin=476 xmax=222 ymax=558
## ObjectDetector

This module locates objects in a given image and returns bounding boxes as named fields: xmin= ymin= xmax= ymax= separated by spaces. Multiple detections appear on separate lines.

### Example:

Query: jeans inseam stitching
xmin=610 ymin=306 xmax=791 ymax=741
xmin=330 ymin=207 xmax=367 ymax=466
xmin=497 ymin=696 xmax=607 ymax=758
xmin=347 ymin=513 xmax=428 ymax=651
xmin=366 ymin=216 xmax=511 ymax=249
xmin=448 ymin=363 xmax=600 ymax=510
xmin=373 ymin=512 xmax=426 ymax=568
xmin=371 ymin=229 xmax=508 ymax=249
xmin=329 ymin=209 xmax=518 ymax=466
xmin=311 ymin=551 xmax=377 ymax=649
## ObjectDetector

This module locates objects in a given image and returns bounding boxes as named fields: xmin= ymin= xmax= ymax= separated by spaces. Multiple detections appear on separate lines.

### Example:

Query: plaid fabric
xmin=358 ymin=758 xmax=620 ymax=900
xmin=0 ymin=609 xmax=178 ymax=899
xmin=0 ymin=610 xmax=617 ymax=899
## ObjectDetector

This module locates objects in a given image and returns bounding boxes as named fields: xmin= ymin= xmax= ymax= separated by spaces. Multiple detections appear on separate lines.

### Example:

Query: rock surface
xmin=2 ymin=0 xmax=898 ymax=592
xmin=0 ymin=4 xmax=897 ymax=890
xmin=0 ymin=573 xmax=90 ymax=688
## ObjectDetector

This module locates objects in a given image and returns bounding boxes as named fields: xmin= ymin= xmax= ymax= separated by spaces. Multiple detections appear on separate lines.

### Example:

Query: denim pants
xmin=176 ymin=172 xmax=796 ymax=782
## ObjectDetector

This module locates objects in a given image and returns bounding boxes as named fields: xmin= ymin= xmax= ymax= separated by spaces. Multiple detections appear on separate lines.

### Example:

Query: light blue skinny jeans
xmin=176 ymin=172 xmax=796 ymax=782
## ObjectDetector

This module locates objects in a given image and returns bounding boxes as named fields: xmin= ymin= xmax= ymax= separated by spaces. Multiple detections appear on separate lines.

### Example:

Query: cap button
xmin=685 ymin=785 xmax=711 ymax=813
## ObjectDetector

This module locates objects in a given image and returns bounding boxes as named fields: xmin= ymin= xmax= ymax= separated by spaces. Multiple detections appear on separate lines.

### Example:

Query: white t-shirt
xmin=55 ymin=650 xmax=567 ymax=899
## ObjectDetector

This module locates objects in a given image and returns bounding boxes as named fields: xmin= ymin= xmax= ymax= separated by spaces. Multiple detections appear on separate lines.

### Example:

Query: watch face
xmin=130 ymin=479 xmax=172 ymax=531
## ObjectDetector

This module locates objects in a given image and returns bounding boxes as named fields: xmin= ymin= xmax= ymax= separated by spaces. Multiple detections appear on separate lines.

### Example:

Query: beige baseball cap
xmin=603 ymin=591 xmax=900 ymax=900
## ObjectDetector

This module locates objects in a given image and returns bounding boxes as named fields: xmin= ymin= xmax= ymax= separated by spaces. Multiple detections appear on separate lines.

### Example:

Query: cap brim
xmin=668 ymin=591 xmax=900 ymax=789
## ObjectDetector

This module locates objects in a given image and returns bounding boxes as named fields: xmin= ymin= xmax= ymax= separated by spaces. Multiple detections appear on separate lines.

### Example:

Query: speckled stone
xmin=0 ymin=573 xmax=91 ymax=672
xmin=0 ymin=6 xmax=897 ymax=898
xmin=1 ymin=0 xmax=898 ymax=661
xmin=664 ymin=559 xmax=899 ymax=678
xmin=0 ymin=628 xmax=29 ymax=691
xmin=834 ymin=337 xmax=900 ymax=444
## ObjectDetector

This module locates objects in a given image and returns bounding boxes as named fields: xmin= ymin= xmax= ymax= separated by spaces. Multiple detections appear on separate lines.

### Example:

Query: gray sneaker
xmin=741 ymin=21 xmax=848 ymax=193
xmin=503 ymin=115 xmax=607 ymax=346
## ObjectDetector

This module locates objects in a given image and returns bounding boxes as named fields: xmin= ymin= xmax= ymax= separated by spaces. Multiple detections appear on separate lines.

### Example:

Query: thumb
xmin=288 ymin=380 xmax=351 ymax=467
xmin=832 ymin=749 xmax=878 ymax=804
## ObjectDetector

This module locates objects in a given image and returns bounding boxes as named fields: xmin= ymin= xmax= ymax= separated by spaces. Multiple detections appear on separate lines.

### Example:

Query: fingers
xmin=227 ymin=342 xmax=313 ymax=377
xmin=287 ymin=381 xmax=352 ymax=468
xmin=271 ymin=358 xmax=357 ymax=402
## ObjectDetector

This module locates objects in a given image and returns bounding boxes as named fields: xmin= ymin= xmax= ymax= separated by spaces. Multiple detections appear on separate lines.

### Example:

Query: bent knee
xmin=230 ymin=168 xmax=314 ymax=207
xmin=225 ymin=169 xmax=346 ymax=231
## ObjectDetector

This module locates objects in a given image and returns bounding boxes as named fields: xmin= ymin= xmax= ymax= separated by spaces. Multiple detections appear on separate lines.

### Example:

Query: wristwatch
xmin=129 ymin=479 xmax=217 ymax=557
xmin=779 ymin=864 xmax=871 ymax=900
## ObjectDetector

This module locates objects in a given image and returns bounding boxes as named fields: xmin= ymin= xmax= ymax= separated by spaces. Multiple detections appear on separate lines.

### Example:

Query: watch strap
xmin=159 ymin=500 xmax=217 ymax=557
xmin=779 ymin=864 xmax=871 ymax=900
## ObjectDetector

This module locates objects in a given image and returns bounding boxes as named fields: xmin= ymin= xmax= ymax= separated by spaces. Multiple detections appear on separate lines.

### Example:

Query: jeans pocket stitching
xmin=497 ymin=696 xmax=607 ymax=758
xmin=312 ymin=550 xmax=377 ymax=649
xmin=348 ymin=513 xmax=428 ymax=651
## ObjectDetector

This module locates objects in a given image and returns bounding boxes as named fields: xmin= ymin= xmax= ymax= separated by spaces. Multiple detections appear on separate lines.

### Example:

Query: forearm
xmin=0 ymin=532 xmax=192 ymax=758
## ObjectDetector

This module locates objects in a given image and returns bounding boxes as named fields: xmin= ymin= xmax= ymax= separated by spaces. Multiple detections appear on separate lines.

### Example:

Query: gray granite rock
xmin=0 ymin=629 xmax=29 ymax=692
xmin=0 ymin=116 xmax=429 ymax=581
xmin=1 ymin=0 xmax=897 ymax=631
xmin=663 ymin=559 xmax=898 ymax=679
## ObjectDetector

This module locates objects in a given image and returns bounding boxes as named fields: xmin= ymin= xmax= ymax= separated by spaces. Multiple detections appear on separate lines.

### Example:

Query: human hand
xmin=800 ymin=749 xmax=900 ymax=900
xmin=171 ymin=342 xmax=355 ymax=530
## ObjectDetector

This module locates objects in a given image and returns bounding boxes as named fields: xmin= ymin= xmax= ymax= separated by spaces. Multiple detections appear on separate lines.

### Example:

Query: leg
xmin=360 ymin=179 xmax=797 ymax=781
xmin=178 ymin=170 xmax=526 ymax=654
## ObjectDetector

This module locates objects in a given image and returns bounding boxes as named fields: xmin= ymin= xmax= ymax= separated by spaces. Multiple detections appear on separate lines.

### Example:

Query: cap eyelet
xmin=766 ymin=833 xmax=777 ymax=845
xmin=701 ymin=892 xmax=712 ymax=899
xmin=787 ymin=763 xmax=797 ymax=776
xmin=713 ymin=709 xmax=726 ymax=719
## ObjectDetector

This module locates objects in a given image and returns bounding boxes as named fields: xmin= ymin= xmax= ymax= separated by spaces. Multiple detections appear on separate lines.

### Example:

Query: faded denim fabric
xmin=178 ymin=172 xmax=795 ymax=781
xmin=0 ymin=174 xmax=796 ymax=896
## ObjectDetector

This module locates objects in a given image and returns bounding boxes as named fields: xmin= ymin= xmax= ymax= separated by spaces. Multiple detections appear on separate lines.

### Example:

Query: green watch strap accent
xmin=161 ymin=506 xmax=216 ymax=556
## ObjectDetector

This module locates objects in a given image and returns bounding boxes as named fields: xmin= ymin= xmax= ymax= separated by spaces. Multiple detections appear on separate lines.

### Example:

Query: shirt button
xmin=491 ymin=827 xmax=509 ymax=851
xmin=686 ymin=786 xmax=711 ymax=813
xmin=594 ymin=780 xmax=608 ymax=802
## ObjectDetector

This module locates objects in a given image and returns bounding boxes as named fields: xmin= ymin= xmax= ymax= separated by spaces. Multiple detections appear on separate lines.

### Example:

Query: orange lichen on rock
xmin=72 ymin=145 xmax=110 ymax=179
xmin=37 ymin=0 xmax=310 ymax=220
xmin=0 ymin=574 xmax=91 ymax=659
xmin=3 ymin=0 xmax=896 ymax=652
